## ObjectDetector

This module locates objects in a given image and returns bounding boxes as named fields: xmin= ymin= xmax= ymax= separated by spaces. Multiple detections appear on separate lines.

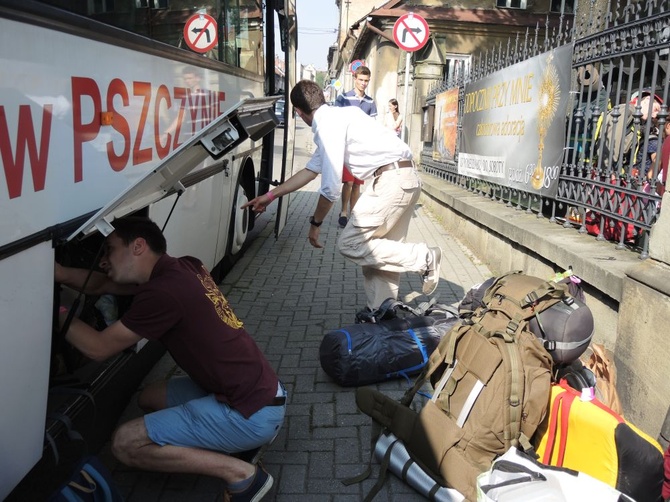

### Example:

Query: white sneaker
xmin=422 ymin=247 xmax=442 ymax=295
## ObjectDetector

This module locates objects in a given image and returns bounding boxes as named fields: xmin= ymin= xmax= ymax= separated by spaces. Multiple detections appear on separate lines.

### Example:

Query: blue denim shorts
xmin=144 ymin=376 xmax=286 ymax=454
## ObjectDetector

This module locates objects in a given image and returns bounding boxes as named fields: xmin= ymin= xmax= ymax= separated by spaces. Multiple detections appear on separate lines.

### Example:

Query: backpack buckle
xmin=544 ymin=340 xmax=556 ymax=351
xmin=523 ymin=291 xmax=539 ymax=307
xmin=506 ymin=320 xmax=519 ymax=336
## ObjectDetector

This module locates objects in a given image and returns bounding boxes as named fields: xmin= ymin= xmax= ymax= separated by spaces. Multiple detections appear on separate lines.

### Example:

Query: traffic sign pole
xmin=402 ymin=52 xmax=411 ymax=142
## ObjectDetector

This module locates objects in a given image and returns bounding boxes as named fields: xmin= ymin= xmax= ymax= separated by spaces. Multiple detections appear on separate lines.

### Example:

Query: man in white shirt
xmin=243 ymin=80 xmax=441 ymax=311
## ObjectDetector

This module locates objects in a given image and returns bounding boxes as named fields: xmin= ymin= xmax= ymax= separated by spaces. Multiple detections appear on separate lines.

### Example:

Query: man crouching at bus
xmin=55 ymin=216 xmax=283 ymax=502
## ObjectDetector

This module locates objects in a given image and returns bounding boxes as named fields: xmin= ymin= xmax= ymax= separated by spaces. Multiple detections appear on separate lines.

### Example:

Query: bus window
xmin=221 ymin=0 xmax=263 ymax=74
xmin=34 ymin=0 xmax=263 ymax=73
xmin=236 ymin=0 xmax=263 ymax=74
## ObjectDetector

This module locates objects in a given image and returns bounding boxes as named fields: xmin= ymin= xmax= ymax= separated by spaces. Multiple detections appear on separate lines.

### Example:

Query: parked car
xmin=275 ymin=98 xmax=285 ymax=127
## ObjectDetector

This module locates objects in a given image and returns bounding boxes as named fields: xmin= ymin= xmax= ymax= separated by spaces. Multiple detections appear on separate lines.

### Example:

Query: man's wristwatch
xmin=309 ymin=216 xmax=323 ymax=227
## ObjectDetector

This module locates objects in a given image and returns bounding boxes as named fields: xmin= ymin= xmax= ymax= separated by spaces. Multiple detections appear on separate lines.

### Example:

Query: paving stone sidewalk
xmin=101 ymin=127 xmax=491 ymax=501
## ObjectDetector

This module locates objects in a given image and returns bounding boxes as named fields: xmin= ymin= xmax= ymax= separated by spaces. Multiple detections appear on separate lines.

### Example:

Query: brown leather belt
xmin=374 ymin=159 xmax=414 ymax=177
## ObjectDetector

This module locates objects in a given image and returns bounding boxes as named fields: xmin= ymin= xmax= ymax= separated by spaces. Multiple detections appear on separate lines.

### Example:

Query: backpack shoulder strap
xmin=425 ymin=303 xmax=459 ymax=318
xmin=367 ymin=298 xmax=422 ymax=323
xmin=556 ymin=388 xmax=578 ymax=467
xmin=494 ymin=336 xmax=523 ymax=446
xmin=541 ymin=390 xmax=564 ymax=464
xmin=362 ymin=435 xmax=396 ymax=502
xmin=519 ymin=280 xmax=566 ymax=308
xmin=399 ymin=364 xmax=430 ymax=407
xmin=415 ymin=296 xmax=440 ymax=315
xmin=341 ymin=421 xmax=383 ymax=487
xmin=397 ymin=319 xmax=473 ymax=408
xmin=541 ymin=385 xmax=576 ymax=465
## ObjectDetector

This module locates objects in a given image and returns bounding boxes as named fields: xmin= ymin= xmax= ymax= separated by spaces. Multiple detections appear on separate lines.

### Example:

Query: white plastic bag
xmin=477 ymin=447 xmax=634 ymax=502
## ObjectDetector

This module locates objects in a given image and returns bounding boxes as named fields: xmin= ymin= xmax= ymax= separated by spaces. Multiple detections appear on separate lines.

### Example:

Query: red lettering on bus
xmin=155 ymin=85 xmax=171 ymax=160
xmin=132 ymin=82 xmax=152 ymax=166
xmin=0 ymin=105 xmax=52 ymax=199
xmin=172 ymin=87 xmax=187 ymax=150
xmin=72 ymin=77 xmax=102 ymax=182
xmin=70 ymin=77 xmax=226 ymax=181
xmin=209 ymin=90 xmax=218 ymax=125
xmin=186 ymin=88 xmax=200 ymax=136
xmin=107 ymin=78 xmax=131 ymax=171
xmin=201 ymin=90 xmax=211 ymax=127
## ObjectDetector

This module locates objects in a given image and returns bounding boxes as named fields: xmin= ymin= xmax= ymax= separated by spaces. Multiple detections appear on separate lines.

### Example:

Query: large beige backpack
xmin=356 ymin=272 xmax=563 ymax=501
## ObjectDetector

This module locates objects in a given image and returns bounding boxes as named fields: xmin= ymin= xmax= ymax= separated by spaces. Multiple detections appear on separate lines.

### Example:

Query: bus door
xmin=274 ymin=0 xmax=298 ymax=238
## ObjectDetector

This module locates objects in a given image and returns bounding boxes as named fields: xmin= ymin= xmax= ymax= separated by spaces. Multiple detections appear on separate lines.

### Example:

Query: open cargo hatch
xmin=67 ymin=97 xmax=278 ymax=241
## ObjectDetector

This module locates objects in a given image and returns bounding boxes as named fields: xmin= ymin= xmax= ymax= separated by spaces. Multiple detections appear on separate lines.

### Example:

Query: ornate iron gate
xmin=422 ymin=0 xmax=670 ymax=258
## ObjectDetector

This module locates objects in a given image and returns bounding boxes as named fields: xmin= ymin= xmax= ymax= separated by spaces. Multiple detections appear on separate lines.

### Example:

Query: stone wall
xmin=420 ymin=174 xmax=670 ymax=438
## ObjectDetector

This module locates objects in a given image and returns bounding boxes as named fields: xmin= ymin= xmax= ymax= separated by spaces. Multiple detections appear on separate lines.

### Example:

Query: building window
xmin=550 ymin=0 xmax=575 ymax=13
xmin=496 ymin=0 xmax=527 ymax=9
xmin=135 ymin=0 xmax=169 ymax=8
xmin=445 ymin=56 xmax=471 ymax=82
xmin=88 ymin=0 xmax=115 ymax=14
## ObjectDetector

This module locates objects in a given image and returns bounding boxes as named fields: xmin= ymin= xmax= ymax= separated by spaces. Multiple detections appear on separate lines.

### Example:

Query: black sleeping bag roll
xmin=319 ymin=316 xmax=444 ymax=387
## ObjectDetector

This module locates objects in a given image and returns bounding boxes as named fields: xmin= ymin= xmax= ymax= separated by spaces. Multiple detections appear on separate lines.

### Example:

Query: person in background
xmin=631 ymin=91 xmax=663 ymax=183
xmin=243 ymin=80 xmax=442 ymax=314
xmin=663 ymin=442 xmax=670 ymax=501
xmin=630 ymin=88 xmax=663 ymax=185
xmin=639 ymin=116 xmax=660 ymax=189
xmin=334 ymin=65 xmax=377 ymax=228
xmin=593 ymin=88 xmax=662 ymax=177
xmin=55 ymin=217 xmax=284 ymax=502
xmin=655 ymin=119 xmax=670 ymax=196
xmin=385 ymin=98 xmax=403 ymax=137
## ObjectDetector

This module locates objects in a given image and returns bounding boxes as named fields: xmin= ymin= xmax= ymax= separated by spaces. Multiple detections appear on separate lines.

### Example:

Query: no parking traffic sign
xmin=393 ymin=13 xmax=430 ymax=52
xmin=184 ymin=13 xmax=218 ymax=54
xmin=349 ymin=59 xmax=364 ymax=73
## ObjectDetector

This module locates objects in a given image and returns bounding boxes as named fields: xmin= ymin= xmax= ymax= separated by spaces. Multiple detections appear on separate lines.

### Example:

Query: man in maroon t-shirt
xmin=56 ymin=217 xmax=282 ymax=502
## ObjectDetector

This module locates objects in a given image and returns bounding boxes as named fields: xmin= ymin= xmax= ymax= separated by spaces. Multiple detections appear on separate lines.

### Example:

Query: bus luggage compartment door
xmin=0 ymin=242 xmax=54 ymax=500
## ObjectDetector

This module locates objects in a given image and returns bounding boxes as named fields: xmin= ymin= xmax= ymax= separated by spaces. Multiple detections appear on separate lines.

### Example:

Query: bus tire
xmin=211 ymin=164 xmax=255 ymax=283
xmin=229 ymin=181 xmax=249 ymax=257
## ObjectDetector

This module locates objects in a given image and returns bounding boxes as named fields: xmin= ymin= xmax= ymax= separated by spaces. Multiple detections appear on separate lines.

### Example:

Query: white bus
xmin=0 ymin=0 xmax=297 ymax=498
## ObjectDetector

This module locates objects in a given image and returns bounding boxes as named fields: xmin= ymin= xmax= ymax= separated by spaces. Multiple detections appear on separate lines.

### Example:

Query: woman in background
xmin=385 ymin=98 xmax=402 ymax=137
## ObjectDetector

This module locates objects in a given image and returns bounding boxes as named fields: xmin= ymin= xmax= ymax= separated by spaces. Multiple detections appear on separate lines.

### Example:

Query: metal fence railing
xmin=421 ymin=0 xmax=670 ymax=258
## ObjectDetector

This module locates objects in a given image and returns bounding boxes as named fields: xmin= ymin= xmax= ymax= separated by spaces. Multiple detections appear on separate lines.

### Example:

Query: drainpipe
xmin=365 ymin=23 xmax=395 ymax=44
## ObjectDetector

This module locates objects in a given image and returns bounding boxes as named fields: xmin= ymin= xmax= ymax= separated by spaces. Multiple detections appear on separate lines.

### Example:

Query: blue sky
xmin=274 ymin=0 xmax=339 ymax=70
